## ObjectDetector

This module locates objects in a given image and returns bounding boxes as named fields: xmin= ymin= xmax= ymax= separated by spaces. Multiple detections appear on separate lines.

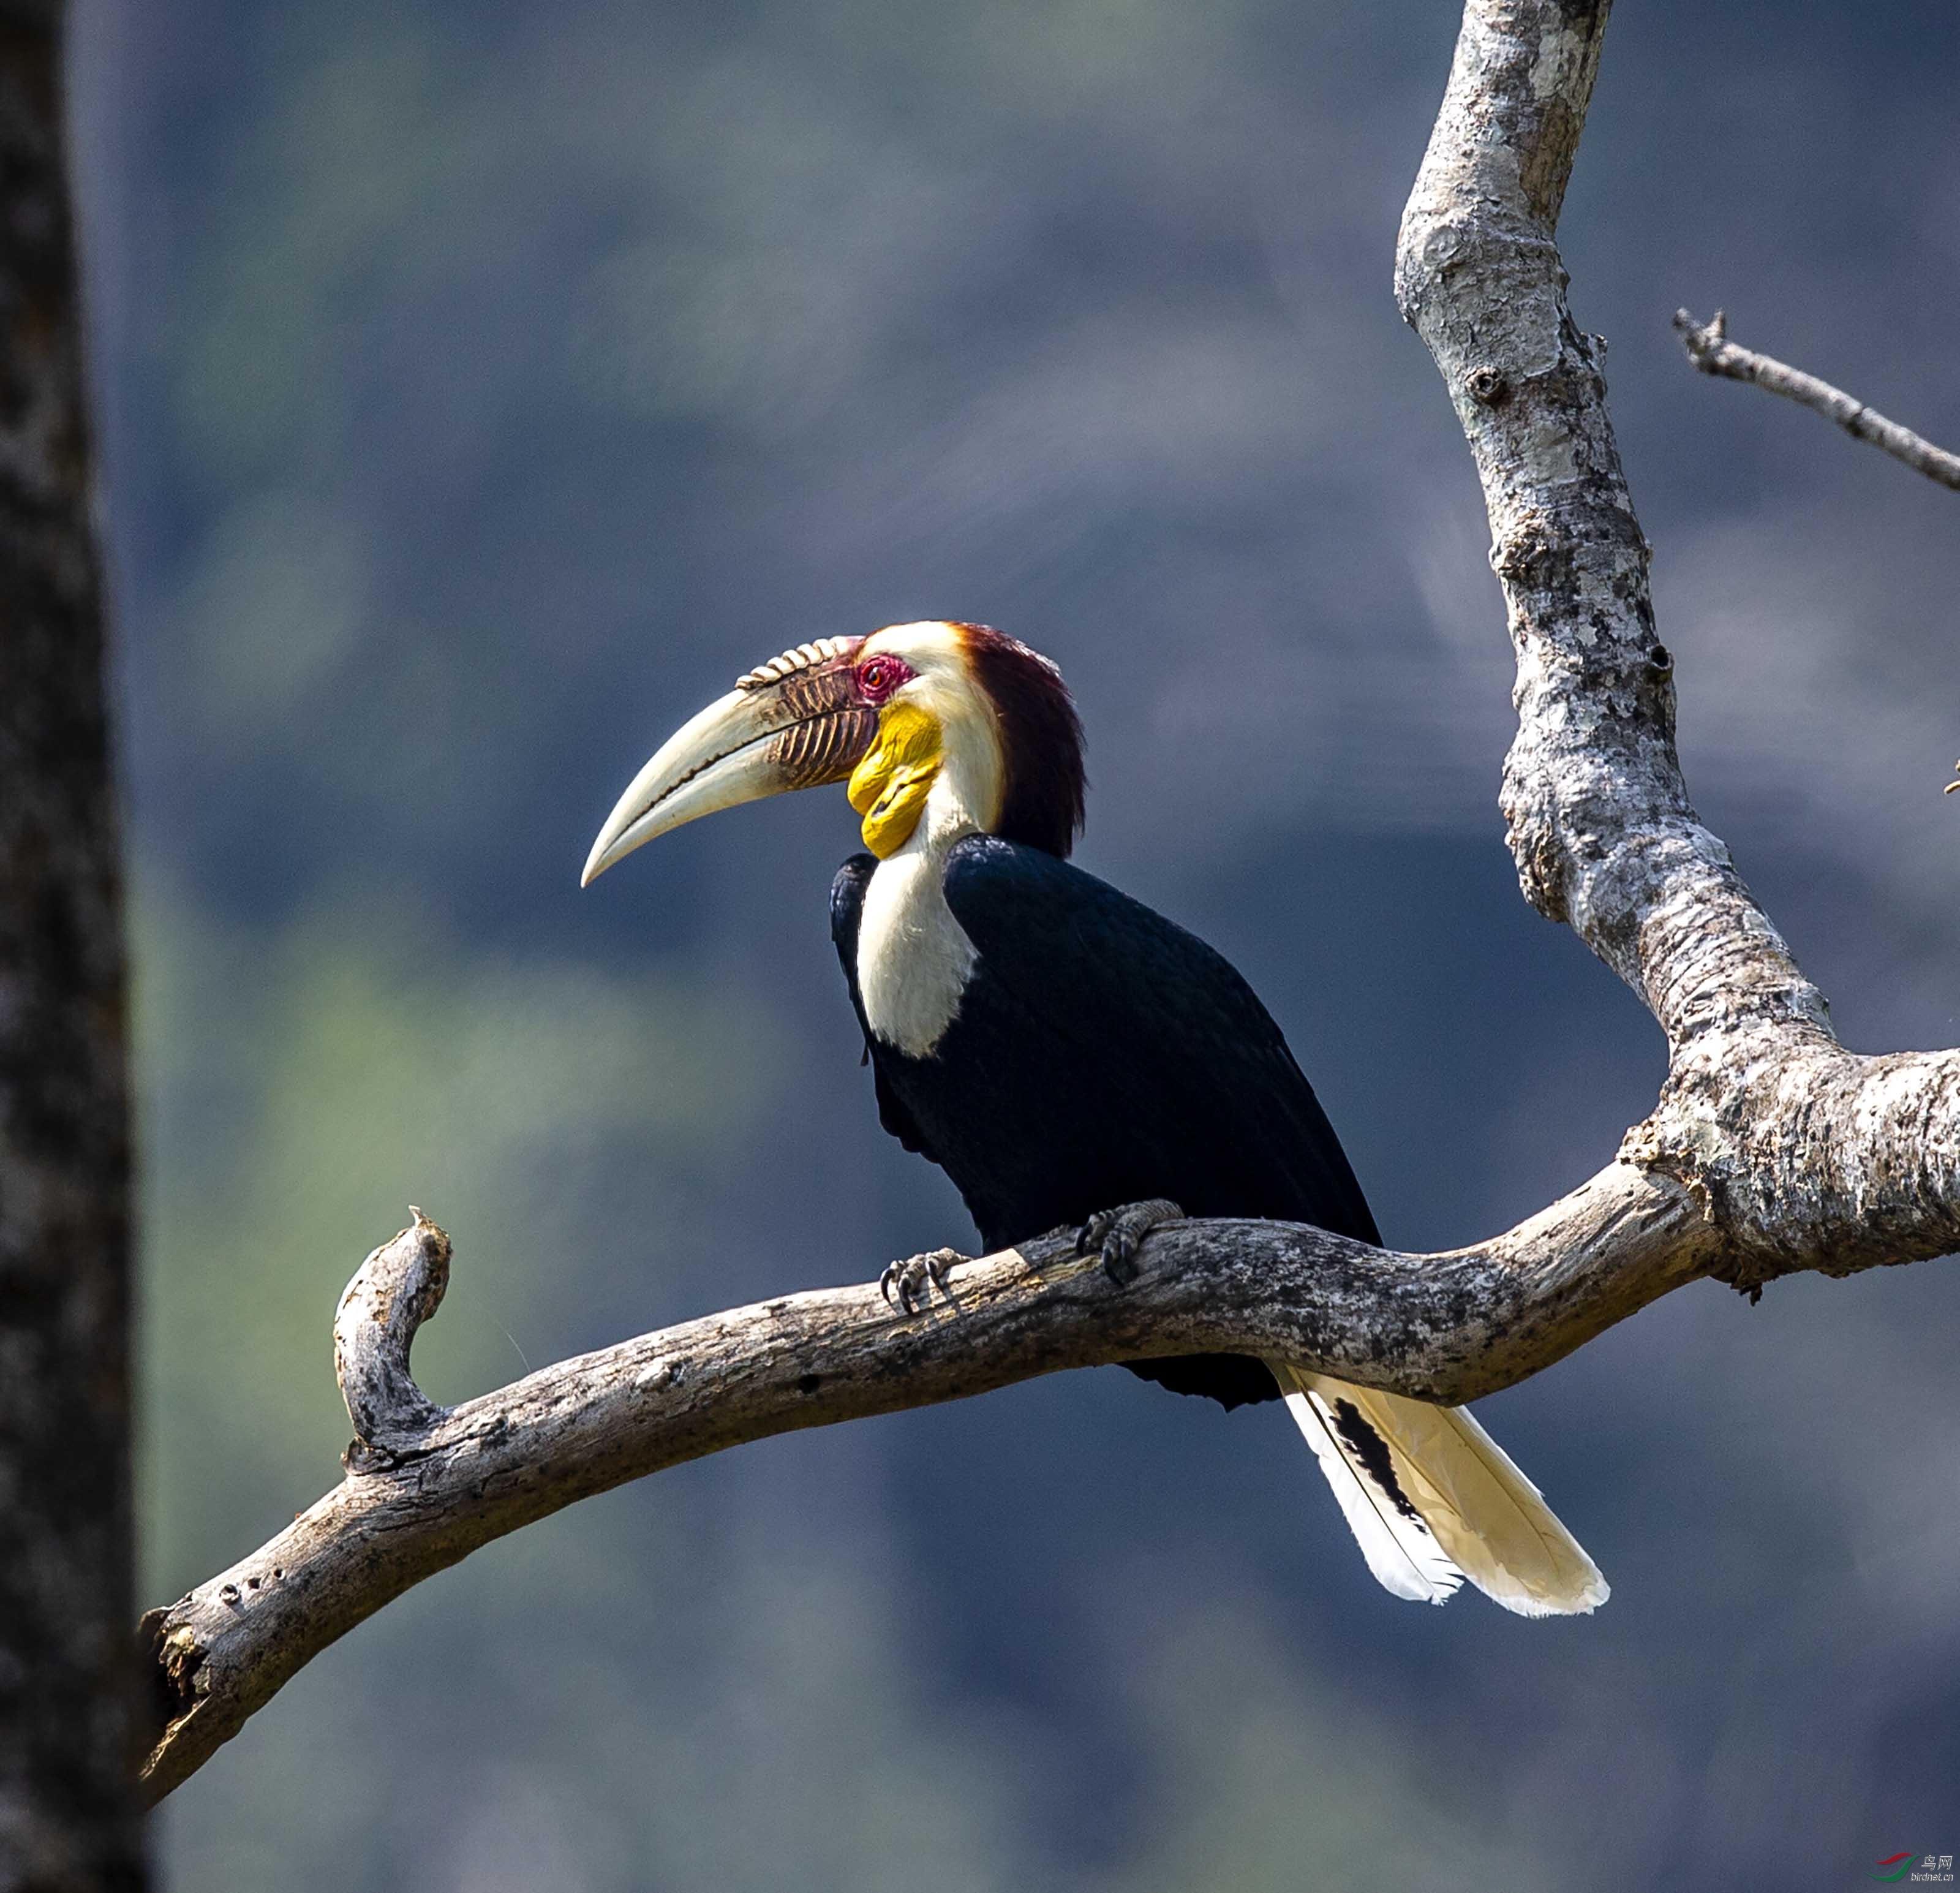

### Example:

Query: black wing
xmin=940 ymin=834 xmax=1381 ymax=1247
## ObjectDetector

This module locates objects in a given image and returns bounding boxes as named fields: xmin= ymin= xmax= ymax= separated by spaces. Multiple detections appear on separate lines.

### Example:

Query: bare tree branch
xmin=1673 ymin=308 xmax=1960 ymax=492
xmin=141 ymin=1171 xmax=1723 ymax=1802
xmin=135 ymin=0 xmax=1960 ymax=1807
xmin=1394 ymin=0 xmax=1960 ymax=1285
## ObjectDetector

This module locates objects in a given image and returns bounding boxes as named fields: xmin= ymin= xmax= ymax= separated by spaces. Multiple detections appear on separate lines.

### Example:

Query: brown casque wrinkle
xmin=767 ymin=703 xmax=882 ymax=789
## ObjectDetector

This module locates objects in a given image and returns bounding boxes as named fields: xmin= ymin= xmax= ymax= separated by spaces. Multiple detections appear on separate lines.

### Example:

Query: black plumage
xmin=831 ymin=833 xmax=1380 ymax=1410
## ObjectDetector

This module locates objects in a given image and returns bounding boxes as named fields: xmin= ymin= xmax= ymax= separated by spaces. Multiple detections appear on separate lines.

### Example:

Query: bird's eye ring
xmin=857 ymin=657 xmax=908 ymax=701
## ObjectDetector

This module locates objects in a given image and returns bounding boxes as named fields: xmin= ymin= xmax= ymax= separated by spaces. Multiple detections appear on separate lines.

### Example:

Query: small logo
xmin=1871 ymin=1856 xmax=1955 ymax=1885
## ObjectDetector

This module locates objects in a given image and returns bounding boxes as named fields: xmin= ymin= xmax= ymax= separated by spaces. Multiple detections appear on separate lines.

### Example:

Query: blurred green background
xmin=70 ymin=0 xmax=1960 ymax=1886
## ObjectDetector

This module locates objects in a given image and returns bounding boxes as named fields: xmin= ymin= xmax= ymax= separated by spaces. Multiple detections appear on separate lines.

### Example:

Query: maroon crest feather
xmin=953 ymin=624 xmax=1087 ymax=858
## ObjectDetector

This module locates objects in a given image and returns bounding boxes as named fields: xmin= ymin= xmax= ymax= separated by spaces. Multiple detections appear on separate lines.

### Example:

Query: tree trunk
xmin=0 ymin=2 xmax=145 ymax=1886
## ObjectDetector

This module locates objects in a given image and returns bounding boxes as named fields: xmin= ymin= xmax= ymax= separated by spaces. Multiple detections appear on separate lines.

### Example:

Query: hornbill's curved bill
xmin=585 ymin=621 xmax=1607 ymax=1616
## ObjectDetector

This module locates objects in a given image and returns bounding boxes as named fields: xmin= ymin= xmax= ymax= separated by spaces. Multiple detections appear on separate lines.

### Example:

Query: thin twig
xmin=1673 ymin=309 xmax=1960 ymax=491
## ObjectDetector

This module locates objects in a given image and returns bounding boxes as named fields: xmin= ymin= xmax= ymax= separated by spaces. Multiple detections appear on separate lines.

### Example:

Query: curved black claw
xmin=1076 ymin=1199 xmax=1185 ymax=1286
xmin=879 ymin=1246 xmax=962 ymax=1316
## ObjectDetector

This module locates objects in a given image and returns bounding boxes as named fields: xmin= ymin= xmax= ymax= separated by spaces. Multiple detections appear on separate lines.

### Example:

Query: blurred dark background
xmin=70 ymin=0 xmax=1959 ymax=1886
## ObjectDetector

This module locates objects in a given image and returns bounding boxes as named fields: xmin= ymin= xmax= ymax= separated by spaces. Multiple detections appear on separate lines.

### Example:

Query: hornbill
xmin=583 ymin=621 xmax=1606 ymax=1615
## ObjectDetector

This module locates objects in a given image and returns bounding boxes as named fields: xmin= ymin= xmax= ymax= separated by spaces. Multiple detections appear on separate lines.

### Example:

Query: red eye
xmin=857 ymin=657 xmax=908 ymax=700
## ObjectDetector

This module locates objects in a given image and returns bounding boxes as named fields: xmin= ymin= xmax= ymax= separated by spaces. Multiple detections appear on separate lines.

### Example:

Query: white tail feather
xmin=1270 ymin=1362 xmax=1608 ymax=1617
xmin=1280 ymin=1385 xmax=1463 ymax=1606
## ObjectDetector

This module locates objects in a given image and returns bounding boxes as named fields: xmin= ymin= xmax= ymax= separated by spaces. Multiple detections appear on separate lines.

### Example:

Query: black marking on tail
xmin=1332 ymin=1398 xmax=1427 ymax=1527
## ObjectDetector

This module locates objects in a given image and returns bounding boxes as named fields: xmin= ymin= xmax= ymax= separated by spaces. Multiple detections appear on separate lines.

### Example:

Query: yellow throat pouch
xmin=848 ymin=703 xmax=943 ymax=857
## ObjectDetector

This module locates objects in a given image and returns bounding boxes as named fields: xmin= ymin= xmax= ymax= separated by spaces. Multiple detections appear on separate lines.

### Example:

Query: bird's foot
xmin=1076 ymin=1200 xmax=1185 ymax=1286
xmin=879 ymin=1246 xmax=963 ymax=1316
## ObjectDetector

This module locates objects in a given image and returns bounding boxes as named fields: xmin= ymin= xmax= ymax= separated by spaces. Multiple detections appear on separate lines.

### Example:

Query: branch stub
xmin=333 ymin=1206 xmax=453 ymax=1464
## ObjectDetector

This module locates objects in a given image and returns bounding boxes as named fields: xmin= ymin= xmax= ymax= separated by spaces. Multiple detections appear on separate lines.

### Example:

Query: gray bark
xmin=135 ymin=0 xmax=1960 ymax=1808
xmin=141 ymin=1176 xmax=1710 ymax=1802
xmin=1394 ymin=1 xmax=1960 ymax=1290
xmin=1675 ymin=308 xmax=1960 ymax=492
xmin=0 ymin=4 xmax=145 ymax=1888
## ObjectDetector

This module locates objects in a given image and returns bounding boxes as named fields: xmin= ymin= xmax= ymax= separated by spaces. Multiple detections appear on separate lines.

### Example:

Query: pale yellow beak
xmin=581 ymin=641 xmax=875 ymax=885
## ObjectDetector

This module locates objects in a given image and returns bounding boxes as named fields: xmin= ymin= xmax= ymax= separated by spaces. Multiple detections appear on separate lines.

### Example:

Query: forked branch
xmin=135 ymin=0 xmax=1960 ymax=1807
